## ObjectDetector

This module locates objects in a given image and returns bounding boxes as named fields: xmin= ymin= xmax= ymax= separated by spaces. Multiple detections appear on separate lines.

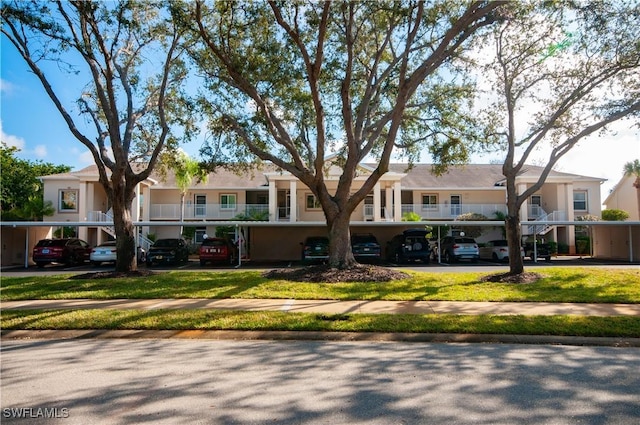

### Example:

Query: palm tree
xmin=162 ymin=150 xmax=208 ymax=237
xmin=623 ymin=160 xmax=640 ymax=220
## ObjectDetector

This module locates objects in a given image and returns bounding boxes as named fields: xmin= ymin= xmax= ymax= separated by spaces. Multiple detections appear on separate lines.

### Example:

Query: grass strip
xmin=3 ymin=309 xmax=640 ymax=338
xmin=2 ymin=268 xmax=640 ymax=303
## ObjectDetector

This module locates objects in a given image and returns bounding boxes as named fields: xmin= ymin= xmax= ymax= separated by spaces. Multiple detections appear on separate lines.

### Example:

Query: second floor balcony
xmin=401 ymin=203 xmax=508 ymax=220
xmin=149 ymin=203 xmax=269 ymax=221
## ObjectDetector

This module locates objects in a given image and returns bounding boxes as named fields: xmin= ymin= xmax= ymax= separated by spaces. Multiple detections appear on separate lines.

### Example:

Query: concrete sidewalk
xmin=3 ymin=298 xmax=640 ymax=316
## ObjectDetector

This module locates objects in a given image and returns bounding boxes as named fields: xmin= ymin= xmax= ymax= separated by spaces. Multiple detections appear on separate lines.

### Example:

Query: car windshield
xmin=352 ymin=235 xmax=377 ymax=244
xmin=455 ymin=238 xmax=476 ymax=244
xmin=306 ymin=237 xmax=328 ymax=245
xmin=202 ymin=239 xmax=226 ymax=246
xmin=36 ymin=239 xmax=68 ymax=247
xmin=492 ymin=240 xmax=508 ymax=247
xmin=154 ymin=239 xmax=179 ymax=247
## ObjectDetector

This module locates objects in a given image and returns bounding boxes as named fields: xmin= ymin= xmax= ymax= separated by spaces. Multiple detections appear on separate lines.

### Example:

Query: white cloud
xmin=33 ymin=145 xmax=48 ymax=158
xmin=0 ymin=78 xmax=15 ymax=95
xmin=0 ymin=120 xmax=26 ymax=150
xmin=79 ymin=149 xmax=95 ymax=165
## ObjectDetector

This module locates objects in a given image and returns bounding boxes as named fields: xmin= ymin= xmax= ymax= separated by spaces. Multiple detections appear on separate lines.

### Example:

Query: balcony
xmin=401 ymin=203 xmax=507 ymax=220
xmin=149 ymin=204 xmax=269 ymax=221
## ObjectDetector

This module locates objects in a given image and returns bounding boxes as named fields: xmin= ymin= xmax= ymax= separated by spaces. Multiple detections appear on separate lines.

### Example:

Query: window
xmin=59 ymin=189 xmax=78 ymax=212
xmin=421 ymin=194 xmax=438 ymax=210
xmin=573 ymin=191 xmax=587 ymax=211
xmin=306 ymin=194 xmax=321 ymax=210
xmin=220 ymin=194 xmax=237 ymax=210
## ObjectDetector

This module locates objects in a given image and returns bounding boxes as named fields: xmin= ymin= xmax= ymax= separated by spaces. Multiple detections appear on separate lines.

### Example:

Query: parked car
xmin=146 ymin=238 xmax=190 ymax=266
xmin=32 ymin=238 xmax=92 ymax=268
xmin=199 ymin=237 xmax=238 ymax=266
xmin=90 ymin=241 xmax=118 ymax=266
xmin=479 ymin=240 xmax=524 ymax=262
xmin=524 ymin=241 xmax=552 ymax=262
xmin=301 ymin=236 xmax=330 ymax=263
xmin=434 ymin=236 xmax=479 ymax=263
xmin=386 ymin=229 xmax=430 ymax=264
xmin=351 ymin=233 xmax=381 ymax=262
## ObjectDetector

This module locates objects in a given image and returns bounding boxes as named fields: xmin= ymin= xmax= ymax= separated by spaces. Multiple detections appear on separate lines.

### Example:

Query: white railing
xmin=150 ymin=203 xmax=269 ymax=220
xmin=526 ymin=210 xmax=567 ymax=235
xmin=401 ymin=203 xmax=508 ymax=219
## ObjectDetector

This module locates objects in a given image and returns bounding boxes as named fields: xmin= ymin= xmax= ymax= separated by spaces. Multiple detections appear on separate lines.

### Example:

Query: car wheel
xmin=91 ymin=261 xmax=100 ymax=267
xmin=492 ymin=253 xmax=499 ymax=262
xmin=66 ymin=254 xmax=76 ymax=266
xmin=444 ymin=251 xmax=451 ymax=263
xmin=36 ymin=262 xmax=47 ymax=268
xmin=545 ymin=256 xmax=551 ymax=262
xmin=200 ymin=259 xmax=206 ymax=266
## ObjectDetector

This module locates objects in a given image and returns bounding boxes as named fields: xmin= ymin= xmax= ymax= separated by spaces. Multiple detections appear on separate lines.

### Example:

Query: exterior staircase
xmin=525 ymin=210 xmax=565 ymax=236
xmin=88 ymin=210 xmax=153 ymax=251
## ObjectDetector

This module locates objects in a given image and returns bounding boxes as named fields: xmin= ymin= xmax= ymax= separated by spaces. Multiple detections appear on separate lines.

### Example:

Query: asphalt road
xmin=2 ymin=339 xmax=639 ymax=424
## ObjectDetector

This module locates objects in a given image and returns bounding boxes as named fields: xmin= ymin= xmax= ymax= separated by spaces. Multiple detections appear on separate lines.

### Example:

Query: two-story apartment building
xmin=26 ymin=162 xmax=604 ymax=263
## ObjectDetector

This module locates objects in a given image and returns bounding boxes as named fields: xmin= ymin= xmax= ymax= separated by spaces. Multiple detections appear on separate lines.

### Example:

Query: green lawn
xmin=1 ymin=267 xmax=639 ymax=303
xmin=3 ymin=309 xmax=640 ymax=338
xmin=3 ymin=267 xmax=639 ymax=337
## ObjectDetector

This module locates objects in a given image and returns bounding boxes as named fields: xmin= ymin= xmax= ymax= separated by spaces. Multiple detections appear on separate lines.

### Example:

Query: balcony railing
xmin=401 ymin=203 xmax=508 ymax=219
xmin=149 ymin=203 xmax=269 ymax=220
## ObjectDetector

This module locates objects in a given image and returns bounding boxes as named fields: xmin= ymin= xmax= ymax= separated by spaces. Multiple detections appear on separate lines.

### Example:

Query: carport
xmin=2 ymin=220 xmax=639 ymax=268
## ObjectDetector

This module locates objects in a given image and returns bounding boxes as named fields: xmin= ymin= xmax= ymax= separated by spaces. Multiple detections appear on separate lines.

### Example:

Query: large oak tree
xmin=2 ymin=1 xmax=193 ymax=271
xmin=477 ymin=1 xmax=640 ymax=274
xmin=182 ymin=0 xmax=506 ymax=268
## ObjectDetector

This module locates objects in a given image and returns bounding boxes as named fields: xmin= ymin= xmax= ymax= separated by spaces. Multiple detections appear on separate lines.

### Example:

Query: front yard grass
xmin=1 ymin=267 xmax=639 ymax=303
xmin=3 ymin=309 xmax=640 ymax=338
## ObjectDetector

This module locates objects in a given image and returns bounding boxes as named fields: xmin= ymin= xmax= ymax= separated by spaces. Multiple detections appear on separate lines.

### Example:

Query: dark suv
xmin=32 ymin=238 xmax=92 ymax=268
xmin=146 ymin=238 xmax=189 ymax=266
xmin=386 ymin=229 xmax=430 ymax=264
xmin=351 ymin=233 xmax=381 ymax=262
xmin=301 ymin=236 xmax=330 ymax=263
xmin=199 ymin=238 xmax=238 ymax=266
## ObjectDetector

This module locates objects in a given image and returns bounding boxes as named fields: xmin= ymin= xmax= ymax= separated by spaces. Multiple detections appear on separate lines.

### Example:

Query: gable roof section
xmin=39 ymin=162 xmax=604 ymax=190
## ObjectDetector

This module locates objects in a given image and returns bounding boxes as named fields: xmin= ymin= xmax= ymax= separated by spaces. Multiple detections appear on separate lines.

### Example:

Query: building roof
xmin=40 ymin=162 xmax=605 ymax=190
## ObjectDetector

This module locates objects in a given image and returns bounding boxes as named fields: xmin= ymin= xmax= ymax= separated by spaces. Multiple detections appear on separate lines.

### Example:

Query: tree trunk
xmin=326 ymin=210 xmax=358 ymax=269
xmin=112 ymin=183 xmax=137 ymax=272
xmin=506 ymin=212 xmax=524 ymax=275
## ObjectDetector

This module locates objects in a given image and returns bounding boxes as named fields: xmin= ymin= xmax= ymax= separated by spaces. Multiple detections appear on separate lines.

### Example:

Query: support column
xmin=518 ymin=183 xmax=529 ymax=222
xmin=374 ymin=183 xmax=381 ymax=221
xmin=393 ymin=181 xmax=402 ymax=222
xmin=78 ymin=182 xmax=88 ymax=241
xmin=289 ymin=180 xmax=297 ymax=222
xmin=566 ymin=183 xmax=575 ymax=254
xmin=384 ymin=185 xmax=393 ymax=221
xmin=268 ymin=179 xmax=277 ymax=222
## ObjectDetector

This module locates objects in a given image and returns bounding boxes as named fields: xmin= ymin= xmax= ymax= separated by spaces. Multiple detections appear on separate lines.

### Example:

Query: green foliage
xmin=53 ymin=226 xmax=77 ymax=238
xmin=454 ymin=212 xmax=489 ymax=238
xmin=602 ymin=209 xmax=629 ymax=221
xmin=0 ymin=143 xmax=70 ymax=220
xmin=576 ymin=237 xmax=591 ymax=255
xmin=401 ymin=212 xmax=421 ymax=222
xmin=623 ymin=159 xmax=640 ymax=178
xmin=182 ymin=226 xmax=196 ymax=240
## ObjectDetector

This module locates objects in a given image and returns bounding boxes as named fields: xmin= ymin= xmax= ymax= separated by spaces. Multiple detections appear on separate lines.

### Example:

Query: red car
xmin=199 ymin=238 xmax=237 ymax=266
xmin=32 ymin=238 xmax=92 ymax=268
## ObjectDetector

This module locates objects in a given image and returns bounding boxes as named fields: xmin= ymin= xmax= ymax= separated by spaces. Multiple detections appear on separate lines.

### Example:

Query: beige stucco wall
xmin=1 ymin=226 xmax=52 ymax=267
xmin=593 ymin=224 xmax=640 ymax=261
xmin=604 ymin=176 xmax=639 ymax=220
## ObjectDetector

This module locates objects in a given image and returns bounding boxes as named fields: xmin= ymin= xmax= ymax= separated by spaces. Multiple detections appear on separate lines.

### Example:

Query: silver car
xmin=436 ymin=236 xmax=479 ymax=263
xmin=479 ymin=239 xmax=524 ymax=262
xmin=90 ymin=241 xmax=117 ymax=266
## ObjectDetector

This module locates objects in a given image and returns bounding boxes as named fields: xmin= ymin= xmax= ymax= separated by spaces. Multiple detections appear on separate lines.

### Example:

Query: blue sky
xmin=2 ymin=32 xmax=639 ymax=198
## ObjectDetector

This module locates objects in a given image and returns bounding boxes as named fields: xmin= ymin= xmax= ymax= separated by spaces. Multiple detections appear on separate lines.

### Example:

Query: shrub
xmin=454 ymin=212 xmax=489 ymax=238
xmin=402 ymin=211 xmax=421 ymax=221
xmin=602 ymin=209 xmax=629 ymax=221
